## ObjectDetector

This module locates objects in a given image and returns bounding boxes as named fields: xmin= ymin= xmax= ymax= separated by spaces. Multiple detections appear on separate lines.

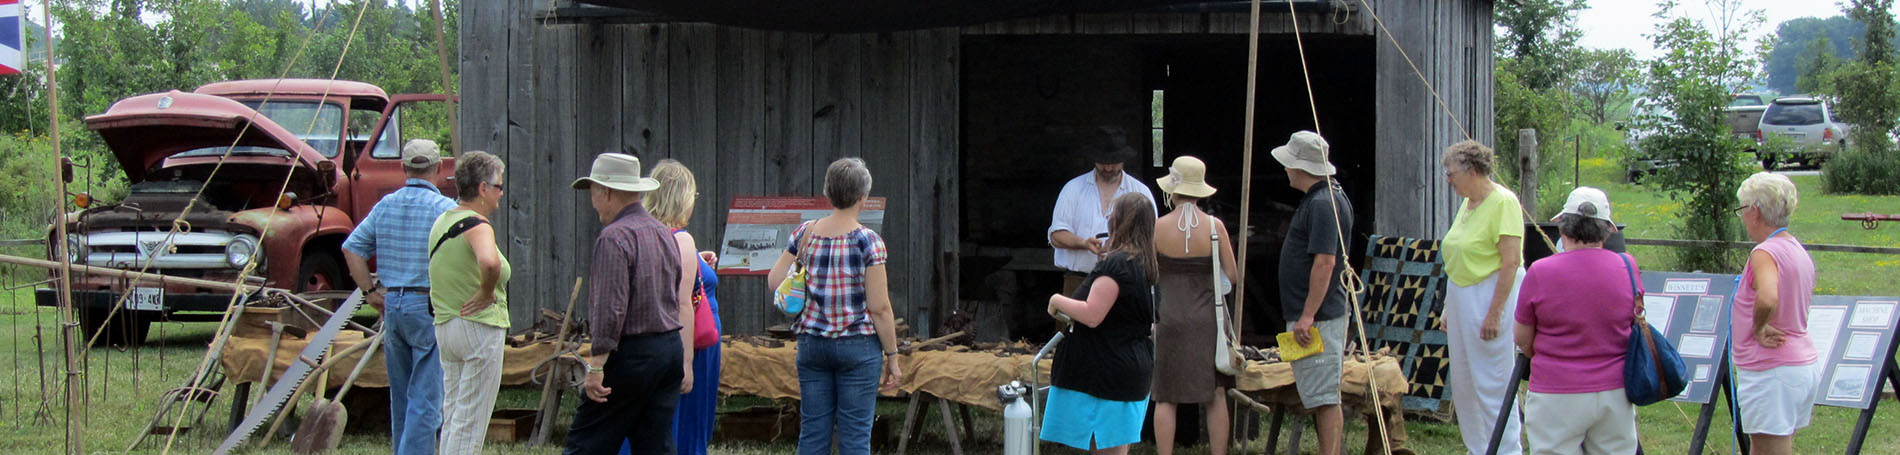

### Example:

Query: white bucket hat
xmin=1157 ymin=156 xmax=1217 ymax=198
xmin=1558 ymin=186 xmax=1614 ymax=223
xmin=1271 ymin=131 xmax=1336 ymax=176
xmin=572 ymin=153 xmax=661 ymax=193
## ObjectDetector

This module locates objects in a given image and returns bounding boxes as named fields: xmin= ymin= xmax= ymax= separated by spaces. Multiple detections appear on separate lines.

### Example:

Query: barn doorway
xmin=957 ymin=33 xmax=1378 ymax=345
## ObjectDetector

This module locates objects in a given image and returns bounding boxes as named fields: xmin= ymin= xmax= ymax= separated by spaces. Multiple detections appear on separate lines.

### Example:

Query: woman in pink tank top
xmin=1729 ymin=172 xmax=1819 ymax=455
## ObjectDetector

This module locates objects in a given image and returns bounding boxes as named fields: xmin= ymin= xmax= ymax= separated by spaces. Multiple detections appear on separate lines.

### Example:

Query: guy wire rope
xmin=156 ymin=3 xmax=379 ymax=453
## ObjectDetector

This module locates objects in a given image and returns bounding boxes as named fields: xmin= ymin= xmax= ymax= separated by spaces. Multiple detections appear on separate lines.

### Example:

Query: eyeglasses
xmin=1731 ymin=205 xmax=1751 ymax=215
xmin=487 ymin=182 xmax=505 ymax=192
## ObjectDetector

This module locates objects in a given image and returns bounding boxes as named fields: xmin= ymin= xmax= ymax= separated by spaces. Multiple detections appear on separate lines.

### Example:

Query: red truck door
xmin=348 ymin=95 xmax=459 ymax=215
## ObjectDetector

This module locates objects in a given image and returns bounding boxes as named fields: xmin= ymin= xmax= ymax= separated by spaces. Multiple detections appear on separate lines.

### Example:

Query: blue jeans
xmin=796 ymin=334 xmax=883 ymax=455
xmin=383 ymin=291 xmax=443 ymax=455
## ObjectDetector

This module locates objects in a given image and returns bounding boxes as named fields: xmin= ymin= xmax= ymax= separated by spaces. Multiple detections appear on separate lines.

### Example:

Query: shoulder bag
xmin=772 ymin=222 xmax=818 ymax=316
xmin=1212 ymin=227 xmax=1246 ymax=376
xmin=690 ymin=266 xmax=719 ymax=349
xmin=1621 ymin=253 xmax=1689 ymax=406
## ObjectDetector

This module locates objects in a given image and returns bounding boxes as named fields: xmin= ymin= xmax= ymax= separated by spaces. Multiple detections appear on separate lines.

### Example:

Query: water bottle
xmin=1000 ymin=381 xmax=1032 ymax=455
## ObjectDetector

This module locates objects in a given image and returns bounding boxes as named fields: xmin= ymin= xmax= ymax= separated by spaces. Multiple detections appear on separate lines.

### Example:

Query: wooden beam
xmin=1623 ymin=238 xmax=1900 ymax=256
xmin=0 ymin=254 xmax=263 ymax=294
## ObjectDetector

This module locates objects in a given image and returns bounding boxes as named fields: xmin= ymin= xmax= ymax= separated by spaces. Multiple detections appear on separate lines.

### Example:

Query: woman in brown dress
xmin=1150 ymin=156 xmax=1240 ymax=455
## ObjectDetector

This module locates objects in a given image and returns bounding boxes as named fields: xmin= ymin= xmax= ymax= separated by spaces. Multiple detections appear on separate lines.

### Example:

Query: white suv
xmin=1758 ymin=96 xmax=1851 ymax=168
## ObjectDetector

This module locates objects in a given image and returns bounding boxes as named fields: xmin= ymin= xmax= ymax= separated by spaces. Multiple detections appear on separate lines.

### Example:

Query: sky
xmin=1577 ymin=0 xmax=1845 ymax=59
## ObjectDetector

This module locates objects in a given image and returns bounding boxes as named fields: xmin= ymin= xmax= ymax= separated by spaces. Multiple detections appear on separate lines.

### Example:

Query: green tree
xmin=1823 ymin=0 xmax=1900 ymax=194
xmin=1796 ymin=35 xmax=1841 ymax=95
xmin=1493 ymin=0 xmax=1588 ymax=219
xmin=1571 ymin=48 xmax=1639 ymax=124
xmin=1637 ymin=0 xmax=1763 ymax=272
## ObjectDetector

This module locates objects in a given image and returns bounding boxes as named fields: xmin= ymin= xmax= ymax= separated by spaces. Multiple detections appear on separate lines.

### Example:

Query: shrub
xmin=1823 ymin=145 xmax=1900 ymax=195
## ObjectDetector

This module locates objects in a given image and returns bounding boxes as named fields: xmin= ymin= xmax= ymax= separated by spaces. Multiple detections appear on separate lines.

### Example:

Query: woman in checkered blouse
xmin=766 ymin=158 xmax=904 ymax=455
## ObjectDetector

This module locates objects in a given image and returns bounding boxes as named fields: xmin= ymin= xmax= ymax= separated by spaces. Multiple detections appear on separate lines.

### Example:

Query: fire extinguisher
xmin=998 ymin=380 xmax=1032 ymax=455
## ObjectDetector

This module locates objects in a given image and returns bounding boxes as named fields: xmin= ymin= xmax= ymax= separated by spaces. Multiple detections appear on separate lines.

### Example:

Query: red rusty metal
xmin=1842 ymin=213 xmax=1900 ymax=230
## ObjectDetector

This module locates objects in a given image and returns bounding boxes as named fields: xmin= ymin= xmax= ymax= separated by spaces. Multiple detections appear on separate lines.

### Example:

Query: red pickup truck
xmin=39 ymin=79 xmax=455 ymax=344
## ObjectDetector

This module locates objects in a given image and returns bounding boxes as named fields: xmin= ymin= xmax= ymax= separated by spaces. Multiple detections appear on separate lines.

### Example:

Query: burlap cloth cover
xmin=721 ymin=339 xmax=1407 ymax=411
xmin=220 ymin=331 xmax=583 ymax=388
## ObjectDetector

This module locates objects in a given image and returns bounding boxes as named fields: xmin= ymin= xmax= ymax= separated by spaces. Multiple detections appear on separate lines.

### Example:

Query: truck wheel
xmin=296 ymin=253 xmax=345 ymax=293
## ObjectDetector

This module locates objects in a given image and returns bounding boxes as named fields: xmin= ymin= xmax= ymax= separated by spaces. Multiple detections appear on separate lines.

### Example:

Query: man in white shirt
xmin=1047 ymin=126 xmax=1158 ymax=293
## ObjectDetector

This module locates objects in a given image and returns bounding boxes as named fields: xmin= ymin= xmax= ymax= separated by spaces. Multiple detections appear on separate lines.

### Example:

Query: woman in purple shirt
xmin=1513 ymin=187 xmax=1639 ymax=454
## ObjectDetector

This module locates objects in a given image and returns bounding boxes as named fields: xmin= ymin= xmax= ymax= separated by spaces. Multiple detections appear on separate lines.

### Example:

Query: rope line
xmin=1281 ymin=2 xmax=1394 ymax=453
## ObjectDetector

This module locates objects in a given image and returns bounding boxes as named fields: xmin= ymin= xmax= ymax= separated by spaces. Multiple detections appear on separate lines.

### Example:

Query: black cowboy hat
xmin=1079 ymin=125 xmax=1139 ymax=164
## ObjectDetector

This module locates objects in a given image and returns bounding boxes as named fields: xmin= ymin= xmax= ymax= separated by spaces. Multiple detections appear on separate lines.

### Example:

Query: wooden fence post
xmin=1518 ymin=129 xmax=1538 ymax=217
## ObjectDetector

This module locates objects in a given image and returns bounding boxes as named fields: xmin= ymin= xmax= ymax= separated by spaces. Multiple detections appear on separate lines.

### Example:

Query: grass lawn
xmin=0 ymin=164 xmax=1897 ymax=454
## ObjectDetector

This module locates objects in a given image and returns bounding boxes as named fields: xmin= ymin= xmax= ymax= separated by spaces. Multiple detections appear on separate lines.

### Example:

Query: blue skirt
xmin=1039 ymin=386 xmax=1149 ymax=450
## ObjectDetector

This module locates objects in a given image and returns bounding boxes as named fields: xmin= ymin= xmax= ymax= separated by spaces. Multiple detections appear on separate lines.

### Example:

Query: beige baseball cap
xmin=400 ymin=139 xmax=443 ymax=170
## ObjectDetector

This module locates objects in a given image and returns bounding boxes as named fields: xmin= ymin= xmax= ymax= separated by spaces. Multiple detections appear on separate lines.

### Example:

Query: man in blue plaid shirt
xmin=343 ymin=139 xmax=458 ymax=455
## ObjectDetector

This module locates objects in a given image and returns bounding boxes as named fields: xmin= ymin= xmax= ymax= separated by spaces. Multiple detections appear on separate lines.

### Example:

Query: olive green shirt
xmin=427 ymin=209 xmax=512 ymax=328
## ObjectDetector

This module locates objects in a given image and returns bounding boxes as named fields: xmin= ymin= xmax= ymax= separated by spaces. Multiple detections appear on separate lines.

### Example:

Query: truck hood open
xmin=85 ymin=91 xmax=330 ymax=183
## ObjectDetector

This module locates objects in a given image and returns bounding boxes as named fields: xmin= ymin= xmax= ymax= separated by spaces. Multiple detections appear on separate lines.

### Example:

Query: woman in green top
xmin=1438 ymin=140 xmax=1526 ymax=455
xmin=427 ymin=151 xmax=512 ymax=455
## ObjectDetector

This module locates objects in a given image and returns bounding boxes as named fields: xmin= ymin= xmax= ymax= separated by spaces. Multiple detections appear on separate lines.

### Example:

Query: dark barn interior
xmin=958 ymin=34 xmax=1378 ymax=344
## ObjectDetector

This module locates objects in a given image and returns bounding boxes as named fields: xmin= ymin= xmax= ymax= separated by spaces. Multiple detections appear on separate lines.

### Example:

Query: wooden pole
xmin=0 ymin=254 xmax=263 ymax=294
xmin=1517 ymin=129 xmax=1539 ymax=218
xmin=429 ymin=0 xmax=459 ymax=155
xmin=1233 ymin=0 xmax=1262 ymax=342
xmin=38 ymin=1 xmax=81 ymax=451
xmin=530 ymin=277 xmax=585 ymax=446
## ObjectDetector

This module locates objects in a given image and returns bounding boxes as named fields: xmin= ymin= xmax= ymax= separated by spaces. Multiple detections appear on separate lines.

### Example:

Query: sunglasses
xmin=487 ymin=182 xmax=505 ymax=192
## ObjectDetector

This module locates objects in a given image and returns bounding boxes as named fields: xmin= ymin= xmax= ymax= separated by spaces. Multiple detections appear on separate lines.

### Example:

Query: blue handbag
xmin=1620 ymin=254 xmax=1689 ymax=406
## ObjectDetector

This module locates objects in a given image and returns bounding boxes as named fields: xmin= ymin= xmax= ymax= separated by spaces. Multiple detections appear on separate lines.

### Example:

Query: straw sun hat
xmin=1157 ymin=156 xmax=1217 ymax=198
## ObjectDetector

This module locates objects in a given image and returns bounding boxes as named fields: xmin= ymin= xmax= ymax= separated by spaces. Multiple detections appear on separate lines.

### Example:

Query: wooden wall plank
xmin=539 ymin=22 xmax=582 ymax=329
xmin=912 ymin=28 xmax=960 ymax=336
xmin=668 ymin=25 xmax=719 ymax=222
xmin=499 ymin=0 xmax=534 ymax=328
xmin=862 ymin=31 xmax=916 ymax=329
xmin=763 ymin=33 xmax=817 ymax=196
xmin=713 ymin=28 xmax=769 ymax=335
xmin=625 ymin=25 xmax=670 ymax=159
xmin=812 ymin=34 xmax=864 ymax=165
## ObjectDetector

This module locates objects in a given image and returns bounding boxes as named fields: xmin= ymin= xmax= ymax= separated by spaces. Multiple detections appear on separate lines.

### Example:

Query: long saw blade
xmin=214 ymin=290 xmax=365 ymax=455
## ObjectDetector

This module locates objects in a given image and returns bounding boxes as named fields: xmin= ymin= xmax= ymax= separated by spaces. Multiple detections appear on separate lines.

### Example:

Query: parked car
xmin=1622 ymin=98 xmax=1675 ymax=182
xmin=38 ymin=79 xmax=455 ymax=344
xmin=1726 ymin=93 xmax=1767 ymax=142
xmin=1757 ymin=96 xmax=1851 ymax=169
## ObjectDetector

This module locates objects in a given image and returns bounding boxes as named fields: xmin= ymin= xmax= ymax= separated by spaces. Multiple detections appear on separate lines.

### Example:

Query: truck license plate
xmin=127 ymin=287 xmax=163 ymax=312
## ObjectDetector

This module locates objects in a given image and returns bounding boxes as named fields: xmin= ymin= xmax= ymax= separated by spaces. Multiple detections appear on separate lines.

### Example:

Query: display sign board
xmin=1640 ymin=271 xmax=1741 ymax=404
xmin=1809 ymin=296 xmax=1900 ymax=409
xmin=714 ymin=196 xmax=886 ymax=275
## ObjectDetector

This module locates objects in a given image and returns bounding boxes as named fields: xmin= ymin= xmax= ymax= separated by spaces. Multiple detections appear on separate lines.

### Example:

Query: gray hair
xmin=1737 ymin=172 xmax=1797 ymax=228
xmin=455 ymin=151 xmax=505 ymax=202
xmin=824 ymin=158 xmax=873 ymax=209
xmin=1441 ymin=140 xmax=1496 ymax=177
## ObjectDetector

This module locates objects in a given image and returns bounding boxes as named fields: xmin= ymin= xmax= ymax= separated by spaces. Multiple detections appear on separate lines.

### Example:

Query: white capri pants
xmin=1445 ymin=269 xmax=1524 ymax=455
xmin=1525 ymin=389 xmax=1638 ymax=455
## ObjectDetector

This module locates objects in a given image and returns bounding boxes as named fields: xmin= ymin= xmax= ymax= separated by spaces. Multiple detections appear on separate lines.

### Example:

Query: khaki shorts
xmin=1287 ymin=316 xmax=1347 ymax=408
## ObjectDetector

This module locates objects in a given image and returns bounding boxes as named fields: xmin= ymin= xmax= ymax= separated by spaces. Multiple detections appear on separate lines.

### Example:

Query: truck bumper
xmin=36 ymin=288 xmax=244 ymax=313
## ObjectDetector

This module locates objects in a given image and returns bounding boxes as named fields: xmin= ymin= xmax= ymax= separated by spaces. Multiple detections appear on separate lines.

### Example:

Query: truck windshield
xmin=237 ymin=100 xmax=346 ymax=157
xmin=1763 ymin=103 xmax=1824 ymax=126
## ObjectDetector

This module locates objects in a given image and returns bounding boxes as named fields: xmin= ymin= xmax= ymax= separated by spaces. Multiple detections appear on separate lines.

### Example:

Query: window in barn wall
xmin=1151 ymin=89 xmax=1165 ymax=167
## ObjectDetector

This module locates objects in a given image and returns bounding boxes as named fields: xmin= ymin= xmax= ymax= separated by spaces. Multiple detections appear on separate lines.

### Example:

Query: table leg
xmin=897 ymin=393 xmax=922 ymax=455
xmin=936 ymin=396 xmax=964 ymax=455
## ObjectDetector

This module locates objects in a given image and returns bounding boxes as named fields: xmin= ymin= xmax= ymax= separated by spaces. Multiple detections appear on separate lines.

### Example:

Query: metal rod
xmin=1622 ymin=238 xmax=1900 ymax=255
xmin=1484 ymin=353 xmax=1529 ymax=455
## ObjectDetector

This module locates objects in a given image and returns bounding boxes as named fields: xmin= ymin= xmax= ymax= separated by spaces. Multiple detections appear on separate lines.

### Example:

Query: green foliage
xmin=1571 ymin=48 xmax=1639 ymax=124
xmin=1635 ymin=0 xmax=1764 ymax=273
xmin=1765 ymin=16 xmax=1864 ymax=94
xmin=1821 ymin=0 xmax=1900 ymax=194
xmin=1493 ymin=0 xmax=1589 ymax=220
xmin=1495 ymin=0 xmax=1587 ymax=91
xmin=0 ymin=129 xmax=129 ymax=242
xmin=1797 ymin=36 xmax=1842 ymax=96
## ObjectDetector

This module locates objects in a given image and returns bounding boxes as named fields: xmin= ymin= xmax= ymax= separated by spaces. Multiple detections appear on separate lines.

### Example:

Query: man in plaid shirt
xmin=342 ymin=139 xmax=456 ymax=455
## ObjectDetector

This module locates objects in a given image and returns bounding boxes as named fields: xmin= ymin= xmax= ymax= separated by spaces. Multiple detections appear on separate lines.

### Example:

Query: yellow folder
xmin=1277 ymin=328 xmax=1324 ymax=361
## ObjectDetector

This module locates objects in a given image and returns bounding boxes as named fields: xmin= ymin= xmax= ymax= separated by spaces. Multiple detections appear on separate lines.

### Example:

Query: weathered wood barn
xmin=459 ymin=0 xmax=1495 ymax=340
